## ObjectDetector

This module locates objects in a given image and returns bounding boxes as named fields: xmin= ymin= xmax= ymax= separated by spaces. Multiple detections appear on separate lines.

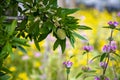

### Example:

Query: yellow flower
xmin=9 ymin=66 xmax=16 ymax=72
xmin=18 ymin=72 xmax=29 ymax=80
xmin=18 ymin=51 xmax=24 ymax=56
xmin=27 ymin=51 xmax=33 ymax=56
xmin=34 ymin=61 xmax=41 ymax=68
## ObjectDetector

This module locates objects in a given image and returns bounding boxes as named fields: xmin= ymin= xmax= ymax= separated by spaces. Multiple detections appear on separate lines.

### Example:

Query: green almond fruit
xmin=56 ymin=29 xmax=66 ymax=40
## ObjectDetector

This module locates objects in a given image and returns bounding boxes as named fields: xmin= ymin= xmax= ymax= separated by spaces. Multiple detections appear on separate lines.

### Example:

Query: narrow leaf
xmin=53 ymin=39 xmax=60 ymax=50
xmin=8 ymin=20 xmax=17 ymax=36
xmin=115 ymin=28 xmax=120 ymax=31
xmin=0 ymin=74 xmax=11 ymax=80
xmin=70 ymin=55 xmax=75 ymax=59
xmin=69 ymin=35 xmax=75 ymax=48
xmin=61 ymin=8 xmax=79 ymax=15
xmin=1 ymin=67 xmax=12 ymax=73
xmin=100 ymin=53 xmax=107 ymax=62
xmin=34 ymin=39 xmax=40 ymax=51
xmin=7 ymin=42 xmax=14 ymax=60
xmin=38 ymin=34 xmax=48 ymax=42
xmin=17 ymin=46 xmax=27 ymax=53
xmin=73 ymin=32 xmax=87 ymax=40
xmin=91 ymin=55 xmax=101 ymax=62
xmin=113 ymin=52 xmax=120 ymax=58
xmin=82 ymin=52 xmax=87 ymax=55
xmin=78 ymin=25 xmax=92 ymax=30
xmin=60 ymin=39 xmax=66 ymax=53
xmin=76 ymin=72 xmax=83 ymax=79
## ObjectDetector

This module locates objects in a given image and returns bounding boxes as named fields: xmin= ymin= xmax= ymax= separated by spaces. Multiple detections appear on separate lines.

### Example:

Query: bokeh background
xmin=5 ymin=0 xmax=120 ymax=80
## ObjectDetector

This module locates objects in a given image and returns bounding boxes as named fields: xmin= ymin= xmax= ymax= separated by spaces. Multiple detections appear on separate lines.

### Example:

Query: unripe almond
xmin=56 ymin=29 xmax=66 ymax=40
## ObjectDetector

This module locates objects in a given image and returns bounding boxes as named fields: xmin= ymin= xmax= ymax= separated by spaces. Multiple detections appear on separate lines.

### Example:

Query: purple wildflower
xmin=63 ymin=61 xmax=73 ymax=68
xmin=102 ymin=45 xmax=111 ymax=53
xmin=108 ymin=21 xmax=119 ymax=27
xmin=113 ymin=21 xmax=119 ymax=26
xmin=94 ymin=76 xmax=100 ymax=80
xmin=102 ymin=42 xmax=117 ymax=53
xmin=111 ymin=41 xmax=117 ymax=52
xmin=83 ymin=45 xmax=93 ymax=52
xmin=108 ymin=21 xmax=113 ymax=25
xmin=117 ymin=12 xmax=120 ymax=17
xmin=99 ymin=62 xmax=107 ymax=69
xmin=34 ymin=52 xmax=41 ymax=58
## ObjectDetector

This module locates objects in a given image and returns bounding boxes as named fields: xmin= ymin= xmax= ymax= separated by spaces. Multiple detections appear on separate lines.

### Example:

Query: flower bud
xmin=63 ymin=61 xmax=73 ymax=68
xmin=99 ymin=62 xmax=107 ymax=69
xmin=81 ymin=66 xmax=90 ymax=72
xmin=83 ymin=45 xmax=93 ymax=52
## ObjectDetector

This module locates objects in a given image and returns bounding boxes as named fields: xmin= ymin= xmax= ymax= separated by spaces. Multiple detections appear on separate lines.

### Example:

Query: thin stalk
xmin=87 ymin=52 xmax=89 ymax=66
xmin=103 ymin=55 xmax=110 ymax=75
xmin=67 ymin=73 xmax=69 ymax=80
xmin=103 ymin=29 xmax=114 ymax=76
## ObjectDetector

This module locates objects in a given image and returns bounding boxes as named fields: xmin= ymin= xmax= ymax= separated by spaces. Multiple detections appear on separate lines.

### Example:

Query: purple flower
xmin=83 ymin=45 xmax=93 ymax=52
xmin=113 ymin=22 xmax=119 ymax=26
xmin=99 ymin=62 xmax=107 ymax=69
xmin=34 ymin=52 xmax=41 ymax=58
xmin=94 ymin=76 xmax=100 ymax=80
xmin=102 ymin=42 xmax=117 ymax=53
xmin=63 ymin=61 xmax=73 ymax=68
xmin=108 ymin=21 xmax=113 ymax=25
xmin=117 ymin=12 xmax=120 ymax=17
xmin=108 ymin=21 xmax=119 ymax=27
xmin=102 ymin=45 xmax=111 ymax=53
xmin=111 ymin=41 xmax=117 ymax=52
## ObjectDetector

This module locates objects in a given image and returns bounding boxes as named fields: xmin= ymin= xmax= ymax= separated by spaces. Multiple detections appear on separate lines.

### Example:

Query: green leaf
xmin=1 ymin=67 xmax=12 ymax=73
xmin=0 ymin=74 xmax=11 ymax=80
xmin=76 ymin=72 xmax=83 ymax=79
xmin=110 ymin=56 xmax=118 ymax=63
xmin=18 ymin=19 xmax=28 ymax=30
xmin=113 ymin=53 xmax=120 ymax=58
xmin=0 ymin=42 xmax=14 ymax=60
xmin=34 ymin=39 xmax=40 ymax=51
xmin=69 ymin=35 xmax=75 ymax=48
xmin=17 ymin=46 xmax=27 ymax=53
xmin=70 ymin=55 xmax=75 ymax=59
xmin=12 ymin=37 xmax=28 ymax=46
xmin=115 ymin=28 xmax=120 ymax=31
xmin=102 ymin=26 xmax=115 ymax=29
xmin=49 ymin=0 xmax=57 ymax=7
xmin=7 ymin=20 xmax=17 ymax=36
xmin=60 ymin=39 xmax=66 ymax=53
xmin=0 ymin=72 xmax=5 ymax=76
xmin=91 ymin=55 xmax=101 ymax=62
xmin=61 ymin=8 xmax=79 ymax=15
xmin=53 ymin=39 xmax=60 ymax=50
xmin=7 ymin=42 xmax=14 ymax=60
xmin=100 ymin=53 xmax=107 ymax=62
xmin=72 ymin=31 xmax=87 ymax=40
xmin=87 ymin=70 xmax=96 ymax=73
xmin=78 ymin=25 xmax=92 ymax=30
xmin=82 ymin=52 xmax=87 ymax=55
xmin=38 ymin=34 xmax=49 ymax=42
